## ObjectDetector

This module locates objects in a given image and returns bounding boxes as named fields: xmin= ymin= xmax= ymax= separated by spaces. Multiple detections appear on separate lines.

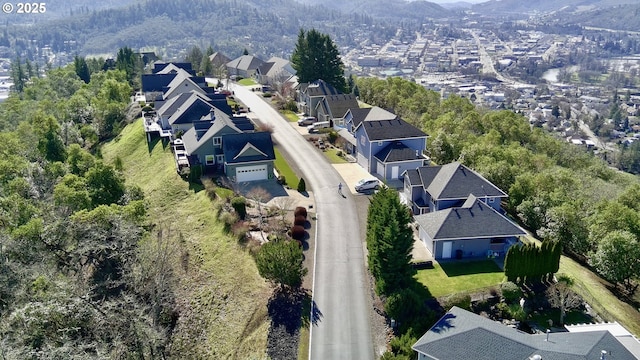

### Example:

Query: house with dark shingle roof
xmin=255 ymin=56 xmax=296 ymax=86
xmin=315 ymin=94 xmax=359 ymax=124
xmin=413 ymin=306 xmax=639 ymax=360
xmin=353 ymin=116 xmax=428 ymax=182
xmin=406 ymin=162 xmax=522 ymax=259
xmin=221 ymin=132 xmax=275 ymax=182
xmin=414 ymin=195 xmax=525 ymax=259
xmin=297 ymin=79 xmax=341 ymax=117
xmin=404 ymin=161 xmax=508 ymax=215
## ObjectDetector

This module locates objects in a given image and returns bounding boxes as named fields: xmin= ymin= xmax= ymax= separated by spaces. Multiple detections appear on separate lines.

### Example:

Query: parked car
xmin=354 ymin=178 xmax=380 ymax=193
xmin=298 ymin=116 xmax=317 ymax=126
xmin=307 ymin=121 xmax=330 ymax=133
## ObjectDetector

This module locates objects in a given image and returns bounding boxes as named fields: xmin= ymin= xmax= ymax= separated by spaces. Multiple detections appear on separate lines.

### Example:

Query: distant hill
xmin=472 ymin=0 xmax=639 ymax=15
xmin=293 ymin=0 xmax=452 ymax=20
xmin=9 ymin=0 xmax=399 ymax=61
xmin=563 ymin=4 xmax=640 ymax=32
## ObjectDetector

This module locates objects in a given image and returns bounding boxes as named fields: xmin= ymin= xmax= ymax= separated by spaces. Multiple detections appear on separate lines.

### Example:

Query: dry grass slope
xmin=102 ymin=119 xmax=271 ymax=359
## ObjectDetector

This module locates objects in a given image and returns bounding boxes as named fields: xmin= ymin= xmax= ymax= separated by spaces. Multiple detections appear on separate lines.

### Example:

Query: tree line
xmin=0 ymin=48 xmax=179 ymax=357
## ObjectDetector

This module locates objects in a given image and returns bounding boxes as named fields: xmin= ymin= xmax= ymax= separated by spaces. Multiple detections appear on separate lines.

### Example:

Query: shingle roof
xmin=321 ymin=94 xmax=358 ymax=119
xmin=413 ymin=307 xmax=638 ymax=360
xmin=182 ymin=109 xmax=241 ymax=154
xmin=374 ymin=142 xmax=423 ymax=162
xmin=414 ymin=196 xmax=526 ymax=240
xmin=361 ymin=118 xmax=427 ymax=141
xmin=222 ymin=132 xmax=275 ymax=164
xmin=404 ymin=168 xmax=422 ymax=185
xmin=418 ymin=162 xmax=507 ymax=201
xmin=167 ymin=95 xmax=217 ymax=126
xmin=226 ymin=55 xmax=266 ymax=71
xmin=305 ymin=79 xmax=340 ymax=97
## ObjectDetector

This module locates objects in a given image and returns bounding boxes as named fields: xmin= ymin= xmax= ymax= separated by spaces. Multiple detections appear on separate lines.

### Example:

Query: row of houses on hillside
xmin=142 ymin=62 xmax=275 ymax=183
xmin=295 ymin=79 xmax=528 ymax=261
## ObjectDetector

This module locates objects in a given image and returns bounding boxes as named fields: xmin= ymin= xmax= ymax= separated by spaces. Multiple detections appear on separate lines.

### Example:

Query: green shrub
xmin=327 ymin=130 xmax=338 ymax=144
xmin=500 ymin=281 xmax=523 ymax=303
xmin=441 ymin=293 xmax=471 ymax=311
xmin=231 ymin=197 xmax=247 ymax=220
xmin=284 ymin=100 xmax=298 ymax=112
xmin=297 ymin=178 xmax=306 ymax=192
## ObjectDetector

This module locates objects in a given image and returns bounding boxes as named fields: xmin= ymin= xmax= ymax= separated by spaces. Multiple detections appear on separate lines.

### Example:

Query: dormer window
xmin=213 ymin=137 xmax=221 ymax=145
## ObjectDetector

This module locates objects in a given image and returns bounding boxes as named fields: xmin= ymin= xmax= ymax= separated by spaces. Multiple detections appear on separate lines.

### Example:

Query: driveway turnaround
xmin=229 ymin=83 xmax=375 ymax=359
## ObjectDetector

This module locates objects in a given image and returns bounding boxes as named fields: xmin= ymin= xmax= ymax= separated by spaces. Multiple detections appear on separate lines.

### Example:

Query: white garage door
xmin=236 ymin=164 xmax=268 ymax=182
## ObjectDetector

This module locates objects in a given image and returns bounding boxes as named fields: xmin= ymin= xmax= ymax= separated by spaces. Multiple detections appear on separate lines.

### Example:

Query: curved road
xmin=229 ymin=83 xmax=375 ymax=360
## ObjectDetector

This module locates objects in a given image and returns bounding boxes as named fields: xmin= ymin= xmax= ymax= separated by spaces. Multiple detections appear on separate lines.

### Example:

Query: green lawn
xmin=238 ymin=78 xmax=257 ymax=86
xmin=282 ymin=110 xmax=299 ymax=122
xmin=274 ymin=147 xmax=300 ymax=188
xmin=414 ymin=260 xmax=505 ymax=298
xmin=323 ymin=148 xmax=348 ymax=164
xmin=101 ymin=119 xmax=270 ymax=358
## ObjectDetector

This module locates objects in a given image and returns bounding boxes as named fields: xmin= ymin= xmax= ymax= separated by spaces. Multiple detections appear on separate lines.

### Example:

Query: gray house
xmin=226 ymin=55 xmax=266 ymax=79
xmin=403 ymin=162 xmax=507 ymax=215
xmin=414 ymin=195 xmax=526 ymax=260
xmin=315 ymin=94 xmax=359 ymax=125
xmin=182 ymin=109 xmax=243 ymax=169
xmin=297 ymin=79 xmax=341 ymax=117
xmin=221 ymin=132 xmax=275 ymax=182
xmin=413 ymin=306 xmax=639 ymax=360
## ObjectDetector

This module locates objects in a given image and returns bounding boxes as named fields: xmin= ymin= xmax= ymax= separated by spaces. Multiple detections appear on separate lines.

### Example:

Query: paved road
xmin=229 ymin=83 xmax=375 ymax=360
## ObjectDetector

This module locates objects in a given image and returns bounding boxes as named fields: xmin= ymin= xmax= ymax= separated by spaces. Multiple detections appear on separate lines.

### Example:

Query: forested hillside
xmin=0 ymin=52 xmax=270 ymax=357
xmin=357 ymin=77 xmax=640 ymax=296
xmin=293 ymin=0 xmax=451 ymax=21
xmin=7 ymin=0 xmax=397 ymax=60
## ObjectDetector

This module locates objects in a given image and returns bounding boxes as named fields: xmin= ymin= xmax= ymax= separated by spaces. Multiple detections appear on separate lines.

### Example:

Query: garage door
xmin=236 ymin=164 xmax=268 ymax=182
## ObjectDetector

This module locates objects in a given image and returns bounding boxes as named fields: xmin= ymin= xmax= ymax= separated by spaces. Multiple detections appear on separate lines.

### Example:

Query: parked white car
xmin=298 ymin=116 xmax=317 ymax=126
xmin=354 ymin=178 xmax=380 ymax=193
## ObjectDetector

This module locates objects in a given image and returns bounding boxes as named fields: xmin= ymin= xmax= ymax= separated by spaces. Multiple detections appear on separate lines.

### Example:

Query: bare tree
xmin=247 ymin=187 xmax=271 ymax=241
xmin=546 ymin=276 xmax=582 ymax=325
xmin=273 ymin=196 xmax=295 ymax=231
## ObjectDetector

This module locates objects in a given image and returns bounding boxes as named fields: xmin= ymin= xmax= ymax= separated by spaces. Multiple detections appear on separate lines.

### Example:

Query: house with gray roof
xmin=315 ymin=94 xmax=359 ymax=125
xmin=255 ymin=56 xmax=296 ymax=87
xmin=226 ymin=55 xmax=266 ymax=79
xmin=413 ymin=306 xmax=639 ymax=360
xmin=221 ymin=132 xmax=275 ymax=182
xmin=403 ymin=161 xmax=508 ymax=215
xmin=414 ymin=195 xmax=525 ymax=259
xmin=353 ymin=117 xmax=428 ymax=183
xmin=405 ymin=162 xmax=521 ymax=259
xmin=297 ymin=79 xmax=341 ymax=117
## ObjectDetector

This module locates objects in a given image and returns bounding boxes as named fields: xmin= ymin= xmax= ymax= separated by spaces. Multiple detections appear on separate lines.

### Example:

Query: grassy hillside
xmin=102 ymin=119 xmax=270 ymax=359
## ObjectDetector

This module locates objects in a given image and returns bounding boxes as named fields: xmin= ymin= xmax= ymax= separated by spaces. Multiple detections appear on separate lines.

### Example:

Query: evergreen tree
xmin=254 ymin=239 xmax=307 ymax=290
xmin=366 ymin=187 xmax=414 ymax=295
xmin=74 ymin=55 xmax=91 ymax=84
xmin=115 ymin=46 xmax=140 ymax=87
xmin=10 ymin=55 xmax=26 ymax=93
xmin=291 ymin=28 xmax=347 ymax=92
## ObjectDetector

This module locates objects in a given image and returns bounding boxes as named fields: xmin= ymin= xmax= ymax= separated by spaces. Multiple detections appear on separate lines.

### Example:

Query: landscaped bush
xmin=231 ymin=196 xmax=247 ymax=220
xmin=284 ymin=100 xmax=298 ymax=112
xmin=294 ymin=215 xmax=306 ymax=226
xmin=500 ymin=281 xmax=523 ymax=303
xmin=262 ymin=92 xmax=272 ymax=98
xmin=496 ymin=302 xmax=527 ymax=321
xmin=327 ymin=130 xmax=338 ymax=144
xmin=294 ymin=206 xmax=307 ymax=218
xmin=291 ymin=225 xmax=305 ymax=240
xmin=441 ymin=293 xmax=472 ymax=311
xmin=297 ymin=178 xmax=306 ymax=192
xmin=219 ymin=210 xmax=238 ymax=233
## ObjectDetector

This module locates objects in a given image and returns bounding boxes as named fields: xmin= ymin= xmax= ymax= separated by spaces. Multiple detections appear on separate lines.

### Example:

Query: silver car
xmin=354 ymin=178 xmax=380 ymax=193
xmin=298 ymin=116 xmax=317 ymax=126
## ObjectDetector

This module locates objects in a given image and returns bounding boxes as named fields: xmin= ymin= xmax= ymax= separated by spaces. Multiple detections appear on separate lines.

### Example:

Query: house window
xmin=360 ymin=135 xmax=365 ymax=145
xmin=488 ymin=197 xmax=495 ymax=203
xmin=213 ymin=137 xmax=222 ymax=146
xmin=205 ymin=155 xmax=214 ymax=165
xmin=216 ymin=155 xmax=224 ymax=163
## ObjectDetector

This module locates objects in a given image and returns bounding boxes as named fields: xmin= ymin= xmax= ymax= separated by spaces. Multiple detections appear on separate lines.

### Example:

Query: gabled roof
xmin=222 ymin=132 xmax=275 ymax=164
xmin=141 ymin=73 xmax=176 ymax=93
xmin=360 ymin=118 xmax=426 ymax=141
xmin=209 ymin=52 xmax=231 ymax=68
xmin=374 ymin=142 xmax=423 ymax=163
xmin=163 ymin=73 xmax=207 ymax=100
xmin=261 ymin=57 xmax=296 ymax=78
xmin=404 ymin=168 xmax=422 ymax=186
xmin=413 ymin=306 xmax=637 ymax=360
xmin=182 ymin=109 xmax=242 ymax=154
xmin=304 ymin=79 xmax=340 ymax=97
xmin=167 ymin=95 xmax=217 ymax=126
xmin=152 ymin=62 xmax=194 ymax=75
xmin=348 ymin=106 xmax=397 ymax=127
xmin=226 ymin=55 xmax=266 ymax=71
xmin=414 ymin=196 xmax=526 ymax=240
xmin=230 ymin=116 xmax=255 ymax=132
xmin=418 ymin=162 xmax=507 ymax=201
xmin=317 ymin=94 xmax=359 ymax=119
